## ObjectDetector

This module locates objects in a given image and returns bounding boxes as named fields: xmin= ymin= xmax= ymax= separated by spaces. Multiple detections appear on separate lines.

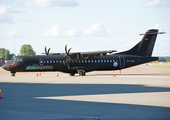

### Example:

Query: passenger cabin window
xmin=47 ymin=60 xmax=49 ymax=63
xmin=50 ymin=61 xmax=52 ymax=63
xmin=53 ymin=60 xmax=55 ymax=63
xmin=101 ymin=60 xmax=103 ymax=62
xmin=40 ymin=60 xmax=43 ymax=64
xmin=56 ymin=60 xmax=58 ymax=63
xmin=98 ymin=60 xmax=100 ymax=63
xmin=85 ymin=60 xmax=87 ymax=63
xmin=88 ymin=60 xmax=90 ymax=63
xmin=91 ymin=60 xmax=93 ymax=63
xmin=104 ymin=60 xmax=106 ymax=62
xmin=95 ymin=60 xmax=97 ymax=63
xmin=44 ymin=61 xmax=46 ymax=63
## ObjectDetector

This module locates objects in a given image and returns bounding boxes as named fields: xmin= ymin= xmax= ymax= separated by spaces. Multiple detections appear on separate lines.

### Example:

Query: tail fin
xmin=120 ymin=29 xmax=164 ymax=56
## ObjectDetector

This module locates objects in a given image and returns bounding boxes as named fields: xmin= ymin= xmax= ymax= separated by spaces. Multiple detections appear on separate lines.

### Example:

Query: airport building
xmin=0 ymin=58 xmax=5 ymax=66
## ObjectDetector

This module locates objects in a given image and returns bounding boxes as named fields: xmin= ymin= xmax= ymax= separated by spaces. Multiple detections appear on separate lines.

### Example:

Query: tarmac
xmin=0 ymin=64 xmax=170 ymax=120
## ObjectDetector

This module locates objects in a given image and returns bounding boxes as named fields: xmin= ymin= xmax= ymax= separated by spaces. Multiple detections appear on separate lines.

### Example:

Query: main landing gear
xmin=11 ymin=71 xmax=16 ymax=76
xmin=69 ymin=73 xmax=75 ymax=76
xmin=78 ymin=69 xmax=86 ymax=76
xmin=69 ymin=70 xmax=86 ymax=76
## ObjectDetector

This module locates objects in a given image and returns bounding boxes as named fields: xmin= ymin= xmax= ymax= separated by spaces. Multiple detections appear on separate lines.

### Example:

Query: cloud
xmin=0 ymin=15 xmax=14 ymax=23
xmin=0 ymin=5 xmax=12 ymax=15
xmin=82 ymin=23 xmax=107 ymax=36
xmin=0 ymin=5 xmax=24 ymax=24
xmin=0 ymin=5 xmax=14 ymax=23
xmin=66 ymin=27 xmax=82 ymax=36
xmin=41 ymin=23 xmax=107 ymax=37
xmin=8 ymin=30 xmax=18 ymax=38
xmin=152 ymin=24 xmax=164 ymax=31
xmin=20 ymin=0 xmax=79 ymax=8
xmin=42 ymin=24 xmax=81 ymax=37
xmin=143 ymin=0 xmax=170 ymax=7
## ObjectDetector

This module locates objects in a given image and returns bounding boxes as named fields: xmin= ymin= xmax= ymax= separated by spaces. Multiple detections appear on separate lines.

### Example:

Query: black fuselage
xmin=2 ymin=54 xmax=158 ymax=73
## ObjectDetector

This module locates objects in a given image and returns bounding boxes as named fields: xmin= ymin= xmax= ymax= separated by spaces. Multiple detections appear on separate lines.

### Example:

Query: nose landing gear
xmin=11 ymin=71 xmax=16 ymax=76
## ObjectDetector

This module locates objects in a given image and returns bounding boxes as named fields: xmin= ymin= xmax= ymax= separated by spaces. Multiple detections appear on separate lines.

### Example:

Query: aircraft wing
xmin=80 ymin=50 xmax=117 ymax=57
xmin=42 ymin=50 xmax=117 ymax=56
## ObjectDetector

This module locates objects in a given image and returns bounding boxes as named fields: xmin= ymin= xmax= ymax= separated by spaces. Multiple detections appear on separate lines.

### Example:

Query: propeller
xmin=64 ymin=44 xmax=72 ymax=69
xmin=45 ymin=46 xmax=51 ymax=55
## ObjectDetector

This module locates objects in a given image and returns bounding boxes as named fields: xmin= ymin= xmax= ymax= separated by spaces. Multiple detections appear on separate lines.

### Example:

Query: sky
xmin=0 ymin=0 xmax=170 ymax=56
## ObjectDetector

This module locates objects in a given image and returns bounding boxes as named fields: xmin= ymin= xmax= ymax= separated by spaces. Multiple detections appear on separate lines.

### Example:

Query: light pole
xmin=12 ymin=35 xmax=17 ymax=55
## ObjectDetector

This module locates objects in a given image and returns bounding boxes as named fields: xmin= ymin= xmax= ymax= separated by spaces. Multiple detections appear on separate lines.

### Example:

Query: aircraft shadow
xmin=88 ymin=73 xmax=169 ymax=76
xmin=0 ymin=83 xmax=170 ymax=119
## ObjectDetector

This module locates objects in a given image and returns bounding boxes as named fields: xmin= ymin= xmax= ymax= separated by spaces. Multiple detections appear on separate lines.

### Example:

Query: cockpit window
xmin=11 ymin=58 xmax=15 ymax=61
xmin=11 ymin=58 xmax=22 ymax=61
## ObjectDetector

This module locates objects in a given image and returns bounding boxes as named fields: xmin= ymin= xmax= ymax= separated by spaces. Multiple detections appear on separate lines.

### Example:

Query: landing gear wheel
xmin=78 ymin=70 xmax=86 ymax=76
xmin=69 ymin=73 xmax=75 ymax=76
xmin=11 ymin=72 xmax=16 ymax=76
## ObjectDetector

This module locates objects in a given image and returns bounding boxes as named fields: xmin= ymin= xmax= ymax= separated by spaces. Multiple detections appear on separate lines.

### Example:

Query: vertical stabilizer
xmin=119 ymin=29 xmax=164 ymax=56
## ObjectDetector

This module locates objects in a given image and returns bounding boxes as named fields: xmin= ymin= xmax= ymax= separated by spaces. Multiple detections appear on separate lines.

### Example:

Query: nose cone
xmin=2 ymin=64 xmax=8 ymax=70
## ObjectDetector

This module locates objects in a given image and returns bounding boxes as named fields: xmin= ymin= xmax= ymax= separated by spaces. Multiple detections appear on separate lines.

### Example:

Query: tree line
xmin=0 ymin=44 xmax=36 ymax=60
xmin=0 ymin=44 xmax=170 ymax=62
xmin=157 ymin=57 xmax=170 ymax=62
xmin=0 ymin=48 xmax=14 ymax=60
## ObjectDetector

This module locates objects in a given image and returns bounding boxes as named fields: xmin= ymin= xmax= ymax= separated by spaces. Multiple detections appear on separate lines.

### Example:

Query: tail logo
xmin=113 ymin=62 xmax=118 ymax=67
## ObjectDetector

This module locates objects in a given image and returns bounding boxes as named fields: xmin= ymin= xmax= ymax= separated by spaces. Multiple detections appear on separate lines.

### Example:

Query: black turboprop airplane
xmin=2 ymin=29 xmax=164 ymax=76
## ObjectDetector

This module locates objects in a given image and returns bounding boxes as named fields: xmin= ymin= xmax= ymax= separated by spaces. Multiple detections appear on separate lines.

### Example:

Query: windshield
xmin=11 ymin=58 xmax=22 ymax=61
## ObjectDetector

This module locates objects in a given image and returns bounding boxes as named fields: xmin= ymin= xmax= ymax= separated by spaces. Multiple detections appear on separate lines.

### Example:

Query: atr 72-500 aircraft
xmin=2 ymin=29 xmax=164 ymax=76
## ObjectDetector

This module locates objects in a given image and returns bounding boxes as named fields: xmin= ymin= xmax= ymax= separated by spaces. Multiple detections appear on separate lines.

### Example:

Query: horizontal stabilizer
xmin=140 ymin=32 xmax=165 ymax=35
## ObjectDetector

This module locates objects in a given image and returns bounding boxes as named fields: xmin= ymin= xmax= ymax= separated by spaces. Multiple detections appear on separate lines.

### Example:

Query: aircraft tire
xmin=69 ymin=73 xmax=75 ymax=76
xmin=11 ymin=72 xmax=16 ymax=76
xmin=78 ymin=70 xmax=86 ymax=76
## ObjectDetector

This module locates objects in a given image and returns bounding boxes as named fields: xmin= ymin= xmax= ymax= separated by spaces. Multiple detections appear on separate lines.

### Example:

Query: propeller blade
xmin=68 ymin=48 xmax=72 ymax=54
xmin=47 ymin=47 xmax=51 ymax=55
xmin=63 ymin=58 xmax=67 ymax=65
xmin=65 ymin=44 xmax=68 ymax=55
xmin=64 ymin=44 xmax=71 ymax=69
xmin=45 ymin=46 xmax=47 ymax=55
xmin=66 ymin=60 xmax=70 ymax=69
xmin=45 ymin=46 xmax=51 ymax=55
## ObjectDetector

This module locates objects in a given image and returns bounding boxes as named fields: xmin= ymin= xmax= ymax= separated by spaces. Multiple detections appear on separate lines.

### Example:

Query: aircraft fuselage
xmin=2 ymin=54 xmax=158 ymax=74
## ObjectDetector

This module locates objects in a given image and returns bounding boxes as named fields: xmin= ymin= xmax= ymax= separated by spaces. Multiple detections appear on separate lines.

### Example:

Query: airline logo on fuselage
xmin=26 ymin=64 xmax=53 ymax=70
xmin=26 ymin=59 xmax=53 ymax=70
